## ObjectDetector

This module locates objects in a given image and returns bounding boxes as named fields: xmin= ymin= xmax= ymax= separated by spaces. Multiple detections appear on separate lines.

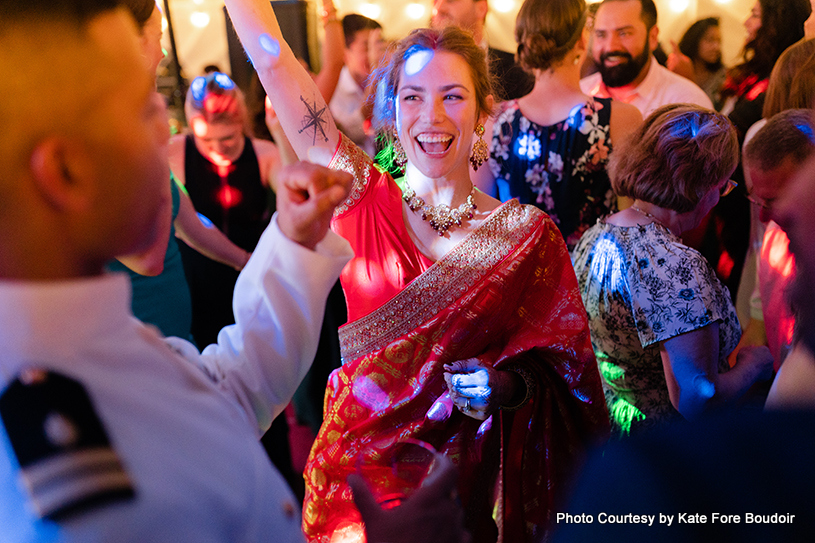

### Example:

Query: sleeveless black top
xmin=183 ymin=134 xmax=272 ymax=251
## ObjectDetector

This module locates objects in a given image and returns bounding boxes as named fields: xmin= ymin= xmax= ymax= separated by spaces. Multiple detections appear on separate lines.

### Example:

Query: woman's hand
xmin=443 ymin=358 xmax=522 ymax=420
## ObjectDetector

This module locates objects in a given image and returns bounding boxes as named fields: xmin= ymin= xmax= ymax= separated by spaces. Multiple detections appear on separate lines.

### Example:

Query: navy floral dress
xmin=572 ymin=220 xmax=741 ymax=436
xmin=489 ymin=97 xmax=614 ymax=249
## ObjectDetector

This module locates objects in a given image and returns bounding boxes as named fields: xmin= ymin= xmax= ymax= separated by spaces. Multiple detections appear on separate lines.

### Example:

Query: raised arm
xmin=313 ymin=0 xmax=345 ymax=103
xmin=224 ymin=0 xmax=340 ymax=165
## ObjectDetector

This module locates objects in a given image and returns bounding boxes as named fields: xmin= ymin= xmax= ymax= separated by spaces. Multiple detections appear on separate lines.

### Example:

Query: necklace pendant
xmin=402 ymin=183 xmax=477 ymax=236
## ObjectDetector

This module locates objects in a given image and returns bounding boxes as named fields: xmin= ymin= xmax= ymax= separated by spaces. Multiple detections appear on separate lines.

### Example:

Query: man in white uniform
xmin=580 ymin=0 xmax=712 ymax=117
xmin=0 ymin=1 xmax=466 ymax=542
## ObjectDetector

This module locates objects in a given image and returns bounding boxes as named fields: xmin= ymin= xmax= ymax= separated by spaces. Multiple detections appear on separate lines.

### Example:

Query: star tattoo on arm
xmin=298 ymin=95 xmax=330 ymax=145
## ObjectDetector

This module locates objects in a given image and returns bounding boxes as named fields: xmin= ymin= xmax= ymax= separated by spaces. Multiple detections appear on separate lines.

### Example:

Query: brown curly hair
xmin=515 ymin=0 xmax=587 ymax=72
xmin=611 ymin=104 xmax=738 ymax=213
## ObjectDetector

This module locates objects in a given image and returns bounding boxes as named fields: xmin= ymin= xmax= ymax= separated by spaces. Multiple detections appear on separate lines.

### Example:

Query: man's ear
xmin=648 ymin=25 xmax=659 ymax=53
xmin=29 ymin=138 xmax=93 ymax=212
xmin=475 ymin=0 xmax=489 ymax=24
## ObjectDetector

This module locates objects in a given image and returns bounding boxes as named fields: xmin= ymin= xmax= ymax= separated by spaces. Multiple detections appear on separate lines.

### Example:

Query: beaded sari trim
xmin=329 ymin=133 xmax=376 ymax=217
xmin=339 ymin=199 xmax=540 ymax=362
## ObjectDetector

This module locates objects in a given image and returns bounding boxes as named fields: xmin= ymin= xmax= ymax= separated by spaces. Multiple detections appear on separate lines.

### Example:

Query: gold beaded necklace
xmin=402 ymin=184 xmax=477 ymax=236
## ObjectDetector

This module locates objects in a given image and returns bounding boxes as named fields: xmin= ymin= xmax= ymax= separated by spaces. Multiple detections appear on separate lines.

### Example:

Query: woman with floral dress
xmin=475 ymin=0 xmax=641 ymax=250
xmin=572 ymin=105 xmax=774 ymax=436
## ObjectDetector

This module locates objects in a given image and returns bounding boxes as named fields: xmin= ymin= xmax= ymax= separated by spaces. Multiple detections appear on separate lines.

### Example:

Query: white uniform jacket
xmin=0 ymin=217 xmax=352 ymax=542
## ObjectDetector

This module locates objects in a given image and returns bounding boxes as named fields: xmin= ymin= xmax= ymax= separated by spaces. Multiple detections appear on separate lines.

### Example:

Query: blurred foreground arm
xmin=185 ymin=163 xmax=352 ymax=434
xmin=350 ymin=454 xmax=471 ymax=543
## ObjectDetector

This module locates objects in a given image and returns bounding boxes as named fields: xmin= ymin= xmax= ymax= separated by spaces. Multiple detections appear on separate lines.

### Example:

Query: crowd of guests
xmin=2 ymin=0 xmax=815 ymax=542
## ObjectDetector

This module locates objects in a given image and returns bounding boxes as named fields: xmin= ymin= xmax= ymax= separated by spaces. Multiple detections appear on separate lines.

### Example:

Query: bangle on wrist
xmin=500 ymin=364 xmax=535 ymax=411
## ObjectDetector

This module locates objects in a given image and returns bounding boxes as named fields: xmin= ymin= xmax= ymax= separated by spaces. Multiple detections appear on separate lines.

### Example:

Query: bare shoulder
xmin=474 ymin=188 xmax=501 ymax=215
xmin=609 ymin=101 xmax=642 ymax=146
xmin=168 ymin=134 xmax=187 ymax=184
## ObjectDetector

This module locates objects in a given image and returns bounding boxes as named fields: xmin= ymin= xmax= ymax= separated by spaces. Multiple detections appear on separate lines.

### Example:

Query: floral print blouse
xmin=572 ymin=220 xmax=741 ymax=436
xmin=488 ymin=97 xmax=614 ymax=249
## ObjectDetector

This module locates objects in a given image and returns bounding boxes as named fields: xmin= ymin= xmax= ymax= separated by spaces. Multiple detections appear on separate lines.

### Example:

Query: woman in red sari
xmin=225 ymin=1 xmax=609 ymax=541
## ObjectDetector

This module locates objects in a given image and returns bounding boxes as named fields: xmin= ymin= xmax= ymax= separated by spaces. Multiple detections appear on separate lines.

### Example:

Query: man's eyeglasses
xmin=746 ymin=193 xmax=772 ymax=210
xmin=721 ymin=179 xmax=738 ymax=197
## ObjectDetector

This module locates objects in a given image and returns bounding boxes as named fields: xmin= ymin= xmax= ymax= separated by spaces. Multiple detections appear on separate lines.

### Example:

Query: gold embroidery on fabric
xmin=339 ymin=200 xmax=542 ymax=361
xmin=329 ymin=133 xmax=373 ymax=217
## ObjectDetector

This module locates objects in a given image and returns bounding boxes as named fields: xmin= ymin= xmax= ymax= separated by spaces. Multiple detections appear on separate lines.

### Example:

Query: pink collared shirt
xmin=580 ymin=57 xmax=713 ymax=117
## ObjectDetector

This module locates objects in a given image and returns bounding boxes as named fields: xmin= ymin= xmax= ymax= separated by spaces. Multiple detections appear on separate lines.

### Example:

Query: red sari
xmin=302 ymin=136 xmax=609 ymax=543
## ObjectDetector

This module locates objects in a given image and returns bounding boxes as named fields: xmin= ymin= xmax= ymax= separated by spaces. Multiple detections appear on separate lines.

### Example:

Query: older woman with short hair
xmin=572 ymin=104 xmax=774 ymax=436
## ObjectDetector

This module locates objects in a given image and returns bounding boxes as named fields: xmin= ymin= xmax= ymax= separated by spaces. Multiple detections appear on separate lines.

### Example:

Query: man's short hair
xmin=120 ymin=0 xmax=155 ymax=29
xmin=342 ymin=13 xmax=381 ymax=48
xmin=600 ymin=0 xmax=658 ymax=30
xmin=744 ymin=109 xmax=815 ymax=172
xmin=0 ymin=0 xmax=122 ymax=28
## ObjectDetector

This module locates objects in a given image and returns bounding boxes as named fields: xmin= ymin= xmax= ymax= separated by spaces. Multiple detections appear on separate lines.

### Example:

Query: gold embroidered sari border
xmin=339 ymin=200 xmax=541 ymax=362
xmin=330 ymin=134 xmax=374 ymax=217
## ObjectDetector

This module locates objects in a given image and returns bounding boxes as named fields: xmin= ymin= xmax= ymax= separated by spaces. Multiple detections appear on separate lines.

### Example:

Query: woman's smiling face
xmin=395 ymin=49 xmax=483 ymax=180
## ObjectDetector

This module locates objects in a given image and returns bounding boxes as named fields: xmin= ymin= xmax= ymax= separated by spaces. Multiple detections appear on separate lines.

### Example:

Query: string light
xmin=668 ymin=0 xmax=690 ymax=12
xmin=190 ymin=11 xmax=211 ymax=28
xmin=405 ymin=3 xmax=426 ymax=20
xmin=492 ymin=0 xmax=516 ymax=13
xmin=359 ymin=3 xmax=382 ymax=20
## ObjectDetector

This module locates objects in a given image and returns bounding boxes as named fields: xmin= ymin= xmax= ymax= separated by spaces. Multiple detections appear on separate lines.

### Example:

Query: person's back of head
xmin=1 ymin=0 xmax=123 ymax=190
xmin=515 ymin=0 xmax=587 ymax=73
xmin=763 ymin=38 xmax=815 ymax=118
xmin=744 ymin=109 xmax=815 ymax=173
xmin=611 ymin=104 xmax=738 ymax=213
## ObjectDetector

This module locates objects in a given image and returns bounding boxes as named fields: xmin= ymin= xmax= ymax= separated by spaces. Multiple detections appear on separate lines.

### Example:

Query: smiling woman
xmin=223 ymin=1 xmax=610 ymax=541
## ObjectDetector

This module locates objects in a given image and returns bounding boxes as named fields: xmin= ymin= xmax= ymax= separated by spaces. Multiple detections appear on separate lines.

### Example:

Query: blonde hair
xmin=184 ymin=72 xmax=249 ymax=132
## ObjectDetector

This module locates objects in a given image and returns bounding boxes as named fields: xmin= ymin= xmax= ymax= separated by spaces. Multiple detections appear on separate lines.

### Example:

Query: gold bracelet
xmin=500 ymin=364 xmax=535 ymax=411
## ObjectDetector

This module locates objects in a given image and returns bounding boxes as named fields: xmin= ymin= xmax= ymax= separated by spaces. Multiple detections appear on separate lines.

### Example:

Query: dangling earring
xmin=470 ymin=124 xmax=489 ymax=171
xmin=573 ymin=53 xmax=581 ymax=65
xmin=393 ymin=129 xmax=407 ymax=174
